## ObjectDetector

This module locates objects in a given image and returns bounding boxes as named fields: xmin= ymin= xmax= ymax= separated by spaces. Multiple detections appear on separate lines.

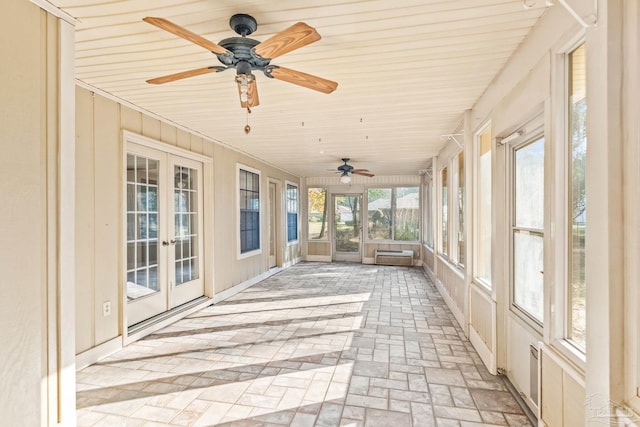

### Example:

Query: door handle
xmin=162 ymin=240 xmax=170 ymax=246
xmin=170 ymin=239 xmax=176 ymax=245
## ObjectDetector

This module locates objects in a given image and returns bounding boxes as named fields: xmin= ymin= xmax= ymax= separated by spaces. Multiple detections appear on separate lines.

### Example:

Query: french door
xmin=126 ymin=144 xmax=204 ymax=326
xmin=333 ymin=194 xmax=362 ymax=262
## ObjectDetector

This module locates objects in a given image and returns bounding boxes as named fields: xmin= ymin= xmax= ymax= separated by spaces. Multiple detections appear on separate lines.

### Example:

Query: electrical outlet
xmin=102 ymin=301 xmax=111 ymax=317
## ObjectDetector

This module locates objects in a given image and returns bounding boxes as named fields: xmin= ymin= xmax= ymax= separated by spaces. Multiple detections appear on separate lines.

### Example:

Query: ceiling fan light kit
xmin=142 ymin=13 xmax=338 ymax=112
xmin=336 ymin=158 xmax=374 ymax=183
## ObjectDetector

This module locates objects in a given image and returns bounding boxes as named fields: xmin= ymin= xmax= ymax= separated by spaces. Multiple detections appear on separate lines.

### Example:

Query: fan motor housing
xmin=216 ymin=37 xmax=270 ymax=70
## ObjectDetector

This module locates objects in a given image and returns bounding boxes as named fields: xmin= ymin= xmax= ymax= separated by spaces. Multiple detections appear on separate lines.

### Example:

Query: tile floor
xmin=76 ymin=263 xmax=532 ymax=427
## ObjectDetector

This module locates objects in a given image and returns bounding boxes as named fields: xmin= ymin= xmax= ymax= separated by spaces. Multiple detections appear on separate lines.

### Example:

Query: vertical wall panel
xmin=75 ymin=87 xmax=95 ymax=353
xmin=177 ymin=128 xmax=190 ymax=150
xmin=541 ymin=350 xmax=563 ymax=427
xmin=121 ymin=105 xmax=142 ymax=134
xmin=191 ymin=135 xmax=204 ymax=154
xmin=161 ymin=121 xmax=177 ymax=145
xmin=92 ymin=96 xmax=120 ymax=345
xmin=0 ymin=3 xmax=45 ymax=424
xmin=142 ymin=114 xmax=161 ymax=140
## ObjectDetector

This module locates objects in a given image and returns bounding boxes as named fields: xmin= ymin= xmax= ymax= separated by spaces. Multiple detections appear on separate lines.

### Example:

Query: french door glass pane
xmin=126 ymin=154 xmax=160 ymax=300
xmin=335 ymin=195 xmax=360 ymax=253
xmin=513 ymin=232 xmax=544 ymax=322
xmin=174 ymin=165 xmax=199 ymax=286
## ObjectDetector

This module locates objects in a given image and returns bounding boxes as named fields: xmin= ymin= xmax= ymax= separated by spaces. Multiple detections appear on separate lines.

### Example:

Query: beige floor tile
xmin=76 ymin=263 xmax=531 ymax=427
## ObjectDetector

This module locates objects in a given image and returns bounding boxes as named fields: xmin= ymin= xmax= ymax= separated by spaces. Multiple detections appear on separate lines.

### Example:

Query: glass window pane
xmin=148 ymin=266 xmax=158 ymax=291
xmin=127 ymin=242 xmax=136 ymax=270
xmin=287 ymin=184 xmax=298 ymax=242
xmin=127 ymin=213 xmax=136 ymax=240
xmin=239 ymin=168 xmax=260 ymax=253
xmin=515 ymin=138 xmax=545 ymax=229
xmin=394 ymin=187 xmax=419 ymax=241
xmin=513 ymin=232 xmax=544 ymax=323
xmin=308 ymin=188 xmax=328 ymax=240
xmin=568 ymin=43 xmax=587 ymax=349
xmin=368 ymin=188 xmax=392 ymax=240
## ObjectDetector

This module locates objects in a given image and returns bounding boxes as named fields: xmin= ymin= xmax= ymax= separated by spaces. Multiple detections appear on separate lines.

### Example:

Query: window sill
xmin=471 ymin=279 xmax=492 ymax=296
xmin=237 ymin=248 xmax=262 ymax=260
xmin=549 ymin=338 xmax=586 ymax=375
xmin=436 ymin=254 xmax=466 ymax=278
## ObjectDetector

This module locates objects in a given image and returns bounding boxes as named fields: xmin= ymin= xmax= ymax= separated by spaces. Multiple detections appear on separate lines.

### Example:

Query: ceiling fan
xmin=336 ymin=158 xmax=374 ymax=183
xmin=143 ymin=14 xmax=338 ymax=109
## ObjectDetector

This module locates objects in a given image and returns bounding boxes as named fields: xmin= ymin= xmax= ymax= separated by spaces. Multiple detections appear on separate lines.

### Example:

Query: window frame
xmin=565 ymin=42 xmax=587 ymax=353
xmin=549 ymin=33 xmax=588 ymax=370
xmin=440 ymin=166 xmax=449 ymax=256
xmin=237 ymin=164 xmax=262 ymax=259
xmin=366 ymin=186 xmax=420 ymax=243
xmin=473 ymin=122 xmax=493 ymax=291
xmin=509 ymin=133 xmax=546 ymax=330
xmin=452 ymin=150 xmax=465 ymax=268
xmin=285 ymin=181 xmax=299 ymax=244
xmin=423 ymin=174 xmax=434 ymax=249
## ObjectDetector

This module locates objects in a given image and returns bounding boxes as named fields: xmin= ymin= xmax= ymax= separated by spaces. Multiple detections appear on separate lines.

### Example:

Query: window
xmin=456 ymin=152 xmax=465 ymax=266
xmin=238 ymin=166 xmax=260 ymax=255
xmin=441 ymin=167 xmax=449 ymax=255
xmin=476 ymin=127 xmax=492 ymax=286
xmin=513 ymin=137 xmax=545 ymax=324
xmin=367 ymin=187 xmax=420 ymax=241
xmin=567 ymin=43 xmax=587 ymax=349
xmin=286 ymin=183 xmax=298 ymax=243
xmin=308 ymin=188 xmax=328 ymax=240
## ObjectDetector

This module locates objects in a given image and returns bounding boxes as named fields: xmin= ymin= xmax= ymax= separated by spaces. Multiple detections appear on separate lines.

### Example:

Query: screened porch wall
xmin=75 ymin=86 xmax=301 ymax=357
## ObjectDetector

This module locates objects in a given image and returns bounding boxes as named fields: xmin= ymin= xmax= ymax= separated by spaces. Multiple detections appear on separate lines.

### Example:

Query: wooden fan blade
xmin=253 ymin=22 xmax=320 ymax=60
xmin=143 ymin=17 xmax=230 ymax=55
xmin=352 ymin=171 xmax=375 ymax=177
xmin=269 ymin=66 xmax=337 ymax=94
xmin=237 ymin=79 xmax=260 ymax=108
xmin=146 ymin=67 xmax=217 ymax=84
xmin=352 ymin=169 xmax=370 ymax=173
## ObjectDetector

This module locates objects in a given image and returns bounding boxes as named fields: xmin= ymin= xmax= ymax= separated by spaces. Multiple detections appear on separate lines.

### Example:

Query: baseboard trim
xmin=210 ymin=267 xmax=284 ymax=306
xmin=76 ymin=336 xmax=122 ymax=370
xmin=503 ymin=375 xmax=537 ymax=426
xmin=434 ymin=278 xmax=466 ymax=336
xmin=470 ymin=326 xmax=497 ymax=375
xmin=306 ymin=255 xmax=332 ymax=262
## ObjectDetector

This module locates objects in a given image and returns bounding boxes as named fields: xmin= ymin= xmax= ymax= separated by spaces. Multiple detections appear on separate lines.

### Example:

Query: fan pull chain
xmin=244 ymin=107 xmax=251 ymax=134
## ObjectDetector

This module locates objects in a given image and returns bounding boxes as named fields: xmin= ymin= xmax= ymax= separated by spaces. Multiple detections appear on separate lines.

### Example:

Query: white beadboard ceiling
xmin=52 ymin=0 xmax=547 ymax=177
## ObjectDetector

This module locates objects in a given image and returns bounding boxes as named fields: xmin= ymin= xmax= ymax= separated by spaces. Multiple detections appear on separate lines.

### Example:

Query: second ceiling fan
xmin=143 ymin=14 xmax=338 ymax=108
